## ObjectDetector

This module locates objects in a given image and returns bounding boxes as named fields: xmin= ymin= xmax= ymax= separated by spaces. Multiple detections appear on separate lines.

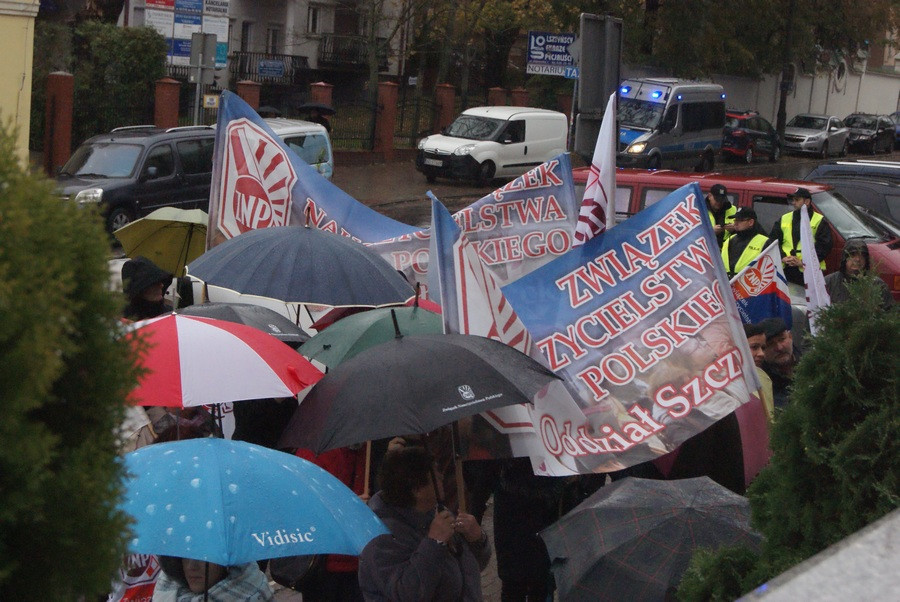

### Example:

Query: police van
xmin=616 ymin=78 xmax=726 ymax=172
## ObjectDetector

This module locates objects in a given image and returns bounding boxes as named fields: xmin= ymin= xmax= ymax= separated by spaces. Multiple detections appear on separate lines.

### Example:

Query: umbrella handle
xmin=363 ymin=440 xmax=372 ymax=499
xmin=451 ymin=422 xmax=467 ymax=514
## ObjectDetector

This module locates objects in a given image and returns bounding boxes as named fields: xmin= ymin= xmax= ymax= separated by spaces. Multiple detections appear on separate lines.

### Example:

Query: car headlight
xmin=453 ymin=144 xmax=476 ymax=156
xmin=808 ymin=133 xmax=823 ymax=141
xmin=74 ymin=188 xmax=103 ymax=204
xmin=627 ymin=142 xmax=646 ymax=154
xmin=417 ymin=138 xmax=428 ymax=149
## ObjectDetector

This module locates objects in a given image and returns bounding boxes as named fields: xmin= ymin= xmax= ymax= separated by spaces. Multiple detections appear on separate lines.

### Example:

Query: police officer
xmin=705 ymin=183 xmax=736 ymax=247
xmin=721 ymin=207 xmax=769 ymax=278
xmin=768 ymin=187 xmax=833 ymax=286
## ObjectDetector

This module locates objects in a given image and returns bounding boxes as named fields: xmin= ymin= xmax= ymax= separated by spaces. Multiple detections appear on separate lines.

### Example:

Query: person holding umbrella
xmin=358 ymin=446 xmax=491 ymax=602
xmin=122 ymin=256 xmax=172 ymax=320
xmin=153 ymin=555 xmax=273 ymax=601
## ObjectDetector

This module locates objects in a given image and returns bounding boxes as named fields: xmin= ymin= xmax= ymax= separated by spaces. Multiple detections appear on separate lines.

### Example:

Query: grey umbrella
xmin=187 ymin=225 xmax=415 ymax=308
xmin=540 ymin=476 xmax=761 ymax=601
xmin=177 ymin=302 xmax=309 ymax=346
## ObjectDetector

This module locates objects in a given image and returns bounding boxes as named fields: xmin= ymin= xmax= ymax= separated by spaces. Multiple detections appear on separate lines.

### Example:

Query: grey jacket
xmin=358 ymin=492 xmax=492 ymax=602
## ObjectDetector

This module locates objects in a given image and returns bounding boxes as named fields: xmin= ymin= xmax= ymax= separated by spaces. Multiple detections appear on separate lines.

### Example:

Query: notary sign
xmin=526 ymin=31 xmax=578 ymax=79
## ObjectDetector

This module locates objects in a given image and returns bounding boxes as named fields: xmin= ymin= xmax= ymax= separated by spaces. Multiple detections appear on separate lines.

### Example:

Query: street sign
xmin=257 ymin=60 xmax=285 ymax=78
xmin=526 ymin=31 xmax=576 ymax=78
xmin=203 ymin=94 xmax=219 ymax=109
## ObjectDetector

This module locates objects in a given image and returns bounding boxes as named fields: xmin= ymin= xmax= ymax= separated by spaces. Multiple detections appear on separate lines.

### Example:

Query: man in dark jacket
xmin=759 ymin=317 xmax=800 ymax=408
xmin=358 ymin=447 xmax=492 ymax=602
xmin=705 ymin=183 xmax=736 ymax=247
xmin=824 ymin=240 xmax=893 ymax=307
xmin=121 ymin=256 xmax=172 ymax=320
xmin=769 ymin=187 xmax=833 ymax=286
xmin=721 ymin=207 xmax=770 ymax=278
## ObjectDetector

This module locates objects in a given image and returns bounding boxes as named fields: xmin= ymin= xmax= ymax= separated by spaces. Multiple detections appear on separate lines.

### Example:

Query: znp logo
xmin=217 ymin=118 xmax=297 ymax=239
xmin=735 ymin=254 xmax=777 ymax=297
xmin=457 ymin=385 xmax=475 ymax=401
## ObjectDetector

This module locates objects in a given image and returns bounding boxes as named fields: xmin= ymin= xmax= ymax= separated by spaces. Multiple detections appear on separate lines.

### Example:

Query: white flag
xmin=574 ymin=92 xmax=617 ymax=244
xmin=800 ymin=205 xmax=831 ymax=334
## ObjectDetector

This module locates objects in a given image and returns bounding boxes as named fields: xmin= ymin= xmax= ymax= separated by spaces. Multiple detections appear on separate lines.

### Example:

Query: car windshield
xmin=283 ymin=133 xmax=331 ymax=165
xmin=844 ymin=115 xmax=876 ymax=129
xmin=61 ymin=142 xmax=142 ymax=178
xmin=444 ymin=116 xmax=504 ymax=140
xmin=618 ymin=97 xmax=664 ymax=130
xmin=788 ymin=116 xmax=827 ymax=130
xmin=813 ymin=191 xmax=892 ymax=241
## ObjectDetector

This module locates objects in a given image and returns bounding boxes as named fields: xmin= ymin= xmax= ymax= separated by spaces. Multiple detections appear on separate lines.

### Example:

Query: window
xmin=266 ymin=27 xmax=281 ymax=54
xmin=659 ymin=105 xmax=678 ymax=132
xmin=143 ymin=145 xmax=175 ymax=179
xmin=307 ymin=5 xmax=320 ymax=34
xmin=176 ymin=139 xmax=215 ymax=175
xmin=283 ymin=134 xmax=331 ymax=166
xmin=501 ymin=121 xmax=525 ymax=143
xmin=751 ymin=195 xmax=789 ymax=234
xmin=240 ymin=21 xmax=252 ymax=52
xmin=682 ymin=102 xmax=725 ymax=133
xmin=642 ymin=187 xmax=677 ymax=209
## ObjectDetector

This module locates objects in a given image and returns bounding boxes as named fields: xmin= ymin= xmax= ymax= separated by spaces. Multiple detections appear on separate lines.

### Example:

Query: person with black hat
xmin=768 ymin=187 xmax=833 ymax=286
xmin=705 ymin=183 xmax=736 ymax=247
xmin=121 ymin=256 xmax=172 ymax=321
xmin=823 ymin=239 xmax=893 ymax=307
xmin=721 ymin=207 xmax=770 ymax=278
xmin=759 ymin=317 xmax=799 ymax=408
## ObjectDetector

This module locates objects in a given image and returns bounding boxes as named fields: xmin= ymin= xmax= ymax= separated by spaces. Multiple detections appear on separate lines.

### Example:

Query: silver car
xmin=783 ymin=114 xmax=849 ymax=158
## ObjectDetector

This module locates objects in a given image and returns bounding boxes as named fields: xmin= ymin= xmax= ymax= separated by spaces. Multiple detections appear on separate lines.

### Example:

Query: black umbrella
xmin=257 ymin=105 xmax=282 ymax=117
xmin=278 ymin=332 xmax=559 ymax=454
xmin=540 ymin=477 xmax=761 ymax=602
xmin=297 ymin=102 xmax=336 ymax=116
xmin=187 ymin=226 xmax=414 ymax=308
xmin=177 ymin=302 xmax=309 ymax=346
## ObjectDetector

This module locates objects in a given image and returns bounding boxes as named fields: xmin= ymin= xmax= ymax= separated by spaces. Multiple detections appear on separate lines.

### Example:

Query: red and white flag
xmin=800 ymin=205 xmax=831 ymax=335
xmin=574 ymin=92 xmax=617 ymax=244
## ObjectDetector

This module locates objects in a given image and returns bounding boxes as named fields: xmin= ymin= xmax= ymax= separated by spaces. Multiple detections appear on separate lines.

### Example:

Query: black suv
xmin=56 ymin=126 xmax=216 ymax=232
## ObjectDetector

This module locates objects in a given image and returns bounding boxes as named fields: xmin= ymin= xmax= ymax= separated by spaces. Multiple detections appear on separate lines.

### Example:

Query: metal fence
xmin=394 ymin=95 xmax=437 ymax=148
xmin=331 ymin=100 xmax=377 ymax=150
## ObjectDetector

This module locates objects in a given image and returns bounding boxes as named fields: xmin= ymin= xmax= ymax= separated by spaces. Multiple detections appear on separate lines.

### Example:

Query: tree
xmin=0 ymin=124 xmax=140 ymax=598
xmin=677 ymin=276 xmax=900 ymax=600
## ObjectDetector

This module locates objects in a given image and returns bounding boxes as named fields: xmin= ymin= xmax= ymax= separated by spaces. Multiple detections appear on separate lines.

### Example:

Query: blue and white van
xmin=616 ymin=78 xmax=726 ymax=172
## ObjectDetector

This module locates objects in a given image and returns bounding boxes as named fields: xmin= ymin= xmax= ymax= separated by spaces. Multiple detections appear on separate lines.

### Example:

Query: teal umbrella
xmin=302 ymin=306 xmax=442 ymax=368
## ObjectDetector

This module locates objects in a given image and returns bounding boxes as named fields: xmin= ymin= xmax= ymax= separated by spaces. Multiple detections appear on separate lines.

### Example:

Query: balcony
xmin=318 ymin=34 xmax=388 ymax=71
xmin=227 ymin=52 xmax=310 ymax=85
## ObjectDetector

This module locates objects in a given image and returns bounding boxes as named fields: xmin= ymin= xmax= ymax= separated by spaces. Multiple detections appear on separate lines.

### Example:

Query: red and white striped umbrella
xmin=127 ymin=314 xmax=323 ymax=407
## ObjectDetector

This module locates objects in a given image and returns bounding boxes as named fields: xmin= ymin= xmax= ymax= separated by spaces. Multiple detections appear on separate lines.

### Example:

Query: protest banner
xmin=730 ymin=240 xmax=793 ymax=327
xmin=574 ymin=91 xmax=617 ymax=244
xmin=800 ymin=204 xmax=830 ymax=334
xmin=502 ymin=183 xmax=761 ymax=471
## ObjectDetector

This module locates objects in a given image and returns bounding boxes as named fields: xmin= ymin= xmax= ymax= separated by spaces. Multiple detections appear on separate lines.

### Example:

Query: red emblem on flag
xmin=217 ymin=119 xmax=297 ymax=239
xmin=733 ymin=254 xmax=776 ymax=298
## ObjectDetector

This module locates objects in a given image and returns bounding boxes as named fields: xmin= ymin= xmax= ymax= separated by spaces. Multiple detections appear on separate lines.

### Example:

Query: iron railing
xmin=227 ymin=52 xmax=310 ymax=85
xmin=318 ymin=34 xmax=388 ymax=71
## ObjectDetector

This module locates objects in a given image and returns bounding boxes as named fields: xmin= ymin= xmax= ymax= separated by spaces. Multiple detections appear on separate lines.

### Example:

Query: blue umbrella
xmin=121 ymin=438 xmax=387 ymax=565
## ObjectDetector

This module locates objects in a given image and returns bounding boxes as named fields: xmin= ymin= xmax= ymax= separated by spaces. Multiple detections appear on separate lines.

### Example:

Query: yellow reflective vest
xmin=707 ymin=206 xmax=737 ymax=242
xmin=722 ymin=233 xmax=769 ymax=277
xmin=779 ymin=211 xmax=826 ymax=269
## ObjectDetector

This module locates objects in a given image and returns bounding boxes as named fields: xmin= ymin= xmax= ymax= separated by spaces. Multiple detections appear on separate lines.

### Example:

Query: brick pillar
xmin=556 ymin=92 xmax=573 ymax=116
xmin=43 ymin=71 xmax=73 ymax=176
xmin=236 ymin=80 xmax=262 ymax=110
xmin=309 ymin=81 xmax=333 ymax=106
xmin=154 ymin=77 xmax=180 ymax=130
xmin=510 ymin=87 xmax=530 ymax=107
xmin=375 ymin=81 xmax=398 ymax=161
xmin=487 ymin=87 xmax=508 ymax=106
xmin=434 ymin=83 xmax=456 ymax=133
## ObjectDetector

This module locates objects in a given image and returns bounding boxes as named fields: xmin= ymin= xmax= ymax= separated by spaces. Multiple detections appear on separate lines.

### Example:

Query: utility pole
xmin=776 ymin=0 xmax=796 ymax=141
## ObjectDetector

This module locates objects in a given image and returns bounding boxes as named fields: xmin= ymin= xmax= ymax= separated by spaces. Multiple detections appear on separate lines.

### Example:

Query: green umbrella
xmin=302 ymin=306 xmax=442 ymax=368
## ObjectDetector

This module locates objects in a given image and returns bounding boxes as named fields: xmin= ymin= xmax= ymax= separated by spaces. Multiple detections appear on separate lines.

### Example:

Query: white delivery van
xmin=616 ymin=78 xmax=726 ymax=172
xmin=264 ymin=117 xmax=334 ymax=180
xmin=416 ymin=106 xmax=568 ymax=185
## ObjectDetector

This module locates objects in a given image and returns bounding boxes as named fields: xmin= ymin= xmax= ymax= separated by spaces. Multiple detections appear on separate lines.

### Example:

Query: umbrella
xmin=114 ymin=208 xmax=208 ymax=277
xmin=297 ymin=102 xmax=336 ymax=116
xmin=540 ymin=476 xmax=761 ymax=602
xmin=121 ymin=438 xmax=388 ymax=565
xmin=302 ymin=306 xmax=442 ymax=367
xmin=127 ymin=313 xmax=322 ymax=407
xmin=187 ymin=226 xmax=415 ymax=307
xmin=257 ymin=105 xmax=282 ymax=117
xmin=177 ymin=302 xmax=309 ymax=346
xmin=278 ymin=332 xmax=560 ymax=454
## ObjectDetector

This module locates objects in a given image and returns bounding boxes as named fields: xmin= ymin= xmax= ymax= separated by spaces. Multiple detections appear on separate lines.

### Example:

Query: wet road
xmin=333 ymin=151 xmax=900 ymax=227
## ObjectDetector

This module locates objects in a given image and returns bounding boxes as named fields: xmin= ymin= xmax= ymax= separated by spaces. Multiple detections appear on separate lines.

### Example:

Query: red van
xmin=573 ymin=167 xmax=900 ymax=300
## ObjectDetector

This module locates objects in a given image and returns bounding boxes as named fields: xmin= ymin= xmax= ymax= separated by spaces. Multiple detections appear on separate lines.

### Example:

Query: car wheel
xmin=647 ymin=155 xmax=661 ymax=170
xmin=819 ymin=142 xmax=829 ymax=159
xmin=475 ymin=160 xmax=496 ymax=187
xmin=108 ymin=207 xmax=134 ymax=233
xmin=769 ymin=145 xmax=781 ymax=163
xmin=743 ymin=147 xmax=754 ymax=164
xmin=840 ymin=140 xmax=849 ymax=157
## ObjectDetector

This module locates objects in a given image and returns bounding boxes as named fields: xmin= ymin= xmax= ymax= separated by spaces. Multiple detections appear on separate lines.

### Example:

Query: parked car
xmin=616 ymin=78 xmax=725 ymax=172
xmin=416 ymin=106 xmax=568 ymax=185
xmin=890 ymin=111 xmax=900 ymax=149
xmin=572 ymin=167 xmax=900 ymax=300
xmin=264 ymin=117 xmax=334 ymax=180
xmin=56 ymin=126 xmax=216 ymax=232
xmin=854 ymin=204 xmax=900 ymax=239
xmin=722 ymin=109 xmax=780 ymax=164
xmin=806 ymin=176 xmax=900 ymax=223
xmin=783 ymin=114 xmax=849 ymax=158
xmin=805 ymin=159 xmax=900 ymax=184
xmin=843 ymin=113 xmax=894 ymax=154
